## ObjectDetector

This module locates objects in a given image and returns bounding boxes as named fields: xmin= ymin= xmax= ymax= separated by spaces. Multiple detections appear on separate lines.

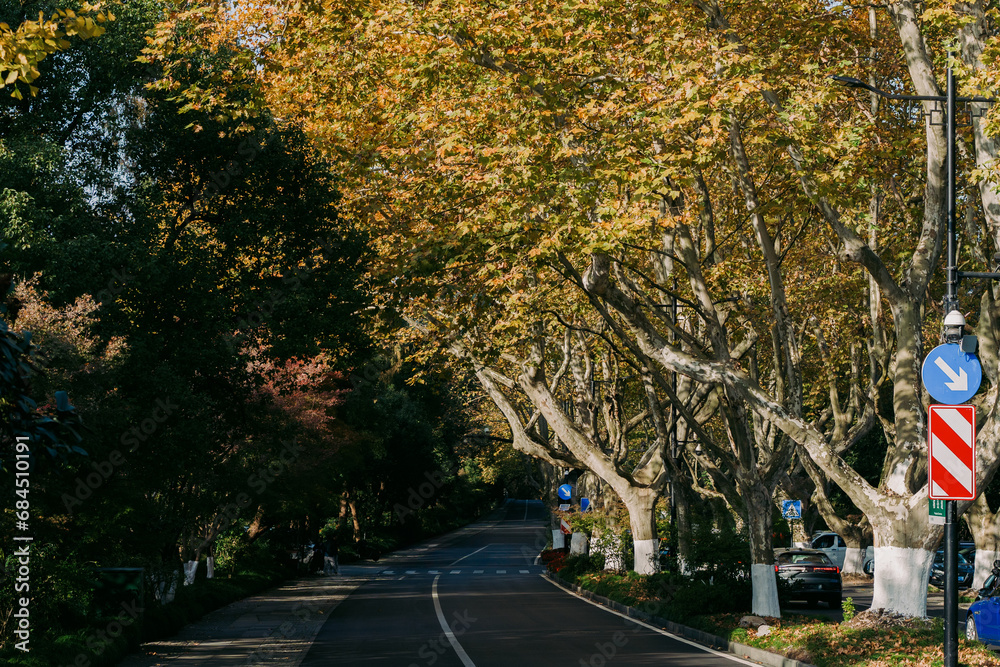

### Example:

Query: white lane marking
xmin=520 ymin=569 xmax=528 ymax=574
xmin=429 ymin=570 xmax=440 ymax=574
xmin=406 ymin=570 xmax=418 ymax=574
xmin=383 ymin=570 xmax=395 ymax=574
xmin=449 ymin=544 xmax=490 ymax=566
xmin=432 ymin=575 xmax=476 ymax=666
xmin=450 ymin=570 xmax=462 ymax=574
xmin=474 ymin=570 xmax=484 ymax=574
xmin=497 ymin=570 xmax=506 ymax=574
xmin=542 ymin=576 xmax=760 ymax=666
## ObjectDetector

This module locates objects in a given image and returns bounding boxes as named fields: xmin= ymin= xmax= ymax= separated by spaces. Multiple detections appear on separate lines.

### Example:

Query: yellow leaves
xmin=0 ymin=2 xmax=114 ymax=96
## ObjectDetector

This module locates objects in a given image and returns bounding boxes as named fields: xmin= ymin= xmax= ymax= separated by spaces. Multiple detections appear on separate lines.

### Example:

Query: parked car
xmin=929 ymin=550 xmax=974 ymax=588
xmin=810 ymin=532 xmax=846 ymax=569
xmin=775 ymin=549 xmax=842 ymax=608
xmin=863 ymin=547 xmax=874 ymax=575
xmin=967 ymin=560 xmax=1000 ymax=643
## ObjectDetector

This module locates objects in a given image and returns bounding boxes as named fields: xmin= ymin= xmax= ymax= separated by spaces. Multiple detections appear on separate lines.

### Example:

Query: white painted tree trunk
xmin=623 ymin=488 xmax=660 ymax=575
xmin=842 ymin=546 xmax=866 ymax=575
xmin=634 ymin=539 xmax=657 ymax=574
xmin=870 ymin=547 xmax=934 ymax=617
xmin=206 ymin=556 xmax=215 ymax=579
xmin=751 ymin=564 xmax=781 ymax=618
xmin=183 ymin=559 xmax=199 ymax=585
xmin=570 ymin=532 xmax=589 ymax=555
xmin=552 ymin=529 xmax=565 ymax=550
xmin=744 ymin=482 xmax=780 ymax=617
xmin=973 ymin=548 xmax=999 ymax=590
xmin=593 ymin=533 xmax=625 ymax=571
xmin=157 ymin=572 xmax=179 ymax=604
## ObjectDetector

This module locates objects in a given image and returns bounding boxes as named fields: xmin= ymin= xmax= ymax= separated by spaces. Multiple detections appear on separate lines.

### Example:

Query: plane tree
xmin=149 ymin=0 xmax=1000 ymax=617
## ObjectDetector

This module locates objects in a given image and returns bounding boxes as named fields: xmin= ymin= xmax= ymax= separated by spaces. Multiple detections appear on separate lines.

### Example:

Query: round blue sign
xmin=921 ymin=344 xmax=982 ymax=404
xmin=557 ymin=484 xmax=572 ymax=500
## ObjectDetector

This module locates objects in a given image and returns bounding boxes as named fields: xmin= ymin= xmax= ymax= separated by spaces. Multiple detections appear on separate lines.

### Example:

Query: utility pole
xmin=835 ymin=56 xmax=997 ymax=667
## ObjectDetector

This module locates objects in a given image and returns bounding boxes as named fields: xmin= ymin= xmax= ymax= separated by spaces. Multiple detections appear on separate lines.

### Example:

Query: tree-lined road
xmin=301 ymin=500 xmax=757 ymax=666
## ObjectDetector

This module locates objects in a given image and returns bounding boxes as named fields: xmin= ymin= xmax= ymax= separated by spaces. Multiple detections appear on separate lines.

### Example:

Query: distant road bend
xmin=301 ymin=499 xmax=759 ymax=666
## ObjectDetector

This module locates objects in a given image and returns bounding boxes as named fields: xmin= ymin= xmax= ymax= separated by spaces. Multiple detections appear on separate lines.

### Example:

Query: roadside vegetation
xmin=544 ymin=551 xmax=1000 ymax=666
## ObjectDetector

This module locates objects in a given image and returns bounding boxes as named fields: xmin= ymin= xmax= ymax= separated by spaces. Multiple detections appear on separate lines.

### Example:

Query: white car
xmin=810 ymin=532 xmax=846 ymax=569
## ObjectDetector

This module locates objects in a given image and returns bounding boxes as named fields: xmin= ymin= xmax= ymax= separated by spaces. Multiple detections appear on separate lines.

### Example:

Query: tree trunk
xmin=841 ymin=531 xmax=873 ymax=576
xmin=744 ymin=482 xmax=780 ymax=618
xmin=674 ymin=483 xmax=694 ymax=575
xmin=965 ymin=494 xmax=1000 ymax=588
xmin=791 ymin=522 xmax=810 ymax=548
xmin=622 ymin=486 xmax=659 ymax=575
xmin=868 ymin=505 xmax=938 ymax=616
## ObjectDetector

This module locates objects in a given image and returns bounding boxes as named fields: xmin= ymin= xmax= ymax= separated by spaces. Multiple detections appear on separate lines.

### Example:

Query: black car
xmin=929 ymin=550 xmax=974 ymax=588
xmin=775 ymin=549 xmax=842 ymax=608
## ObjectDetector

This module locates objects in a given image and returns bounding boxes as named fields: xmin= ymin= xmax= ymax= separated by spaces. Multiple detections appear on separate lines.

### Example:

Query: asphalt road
xmin=300 ymin=499 xmax=760 ymax=667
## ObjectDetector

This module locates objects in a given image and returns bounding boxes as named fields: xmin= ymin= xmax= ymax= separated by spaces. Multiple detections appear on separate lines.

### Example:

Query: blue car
xmin=967 ymin=562 xmax=1000 ymax=644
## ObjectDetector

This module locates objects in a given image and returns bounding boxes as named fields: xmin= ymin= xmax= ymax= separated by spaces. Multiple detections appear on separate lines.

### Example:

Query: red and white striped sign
xmin=928 ymin=405 xmax=976 ymax=501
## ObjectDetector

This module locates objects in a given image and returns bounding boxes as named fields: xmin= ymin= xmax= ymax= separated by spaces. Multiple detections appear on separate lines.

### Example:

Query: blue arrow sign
xmin=557 ymin=484 xmax=572 ymax=500
xmin=922 ymin=344 xmax=982 ymax=404
xmin=781 ymin=500 xmax=802 ymax=520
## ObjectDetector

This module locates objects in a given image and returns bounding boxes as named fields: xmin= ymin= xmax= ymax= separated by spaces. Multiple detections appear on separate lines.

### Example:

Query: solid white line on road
xmin=449 ymin=544 xmax=490 ymax=566
xmin=542 ymin=576 xmax=761 ymax=666
xmin=432 ymin=575 xmax=477 ymax=667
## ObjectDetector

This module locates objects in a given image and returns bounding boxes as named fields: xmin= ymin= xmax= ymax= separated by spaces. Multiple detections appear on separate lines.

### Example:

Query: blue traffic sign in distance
xmin=922 ymin=344 xmax=982 ymax=404
xmin=781 ymin=500 xmax=802 ymax=520
xmin=580 ymin=498 xmax=591 ymax=512
xmin=557 ymin=484 xmax=572 ymax=500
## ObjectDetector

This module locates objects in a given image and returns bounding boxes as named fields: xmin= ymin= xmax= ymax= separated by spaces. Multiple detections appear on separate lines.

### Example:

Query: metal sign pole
xmin=943 ymin=59 xmax=958 ymax=667
xmin=945 ymin=499 xmax=958 ymax=666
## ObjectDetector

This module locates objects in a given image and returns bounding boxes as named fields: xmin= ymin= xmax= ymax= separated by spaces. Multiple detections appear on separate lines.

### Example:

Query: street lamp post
xmin=834 ymin=60 xmax=996 ymax=667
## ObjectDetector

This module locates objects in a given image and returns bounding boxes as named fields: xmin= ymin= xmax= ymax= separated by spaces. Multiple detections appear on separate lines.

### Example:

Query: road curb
xmin=544 ymin=572 xmax=817 ymax=667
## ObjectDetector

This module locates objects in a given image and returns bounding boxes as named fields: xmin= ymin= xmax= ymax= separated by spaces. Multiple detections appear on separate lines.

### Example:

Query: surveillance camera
xmin=944 ymin=310 xmax=966 ymax=327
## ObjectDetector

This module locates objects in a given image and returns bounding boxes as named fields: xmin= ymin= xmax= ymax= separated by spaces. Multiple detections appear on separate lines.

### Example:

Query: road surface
xmin=300 ymin=499 xmax=759 ymax=667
